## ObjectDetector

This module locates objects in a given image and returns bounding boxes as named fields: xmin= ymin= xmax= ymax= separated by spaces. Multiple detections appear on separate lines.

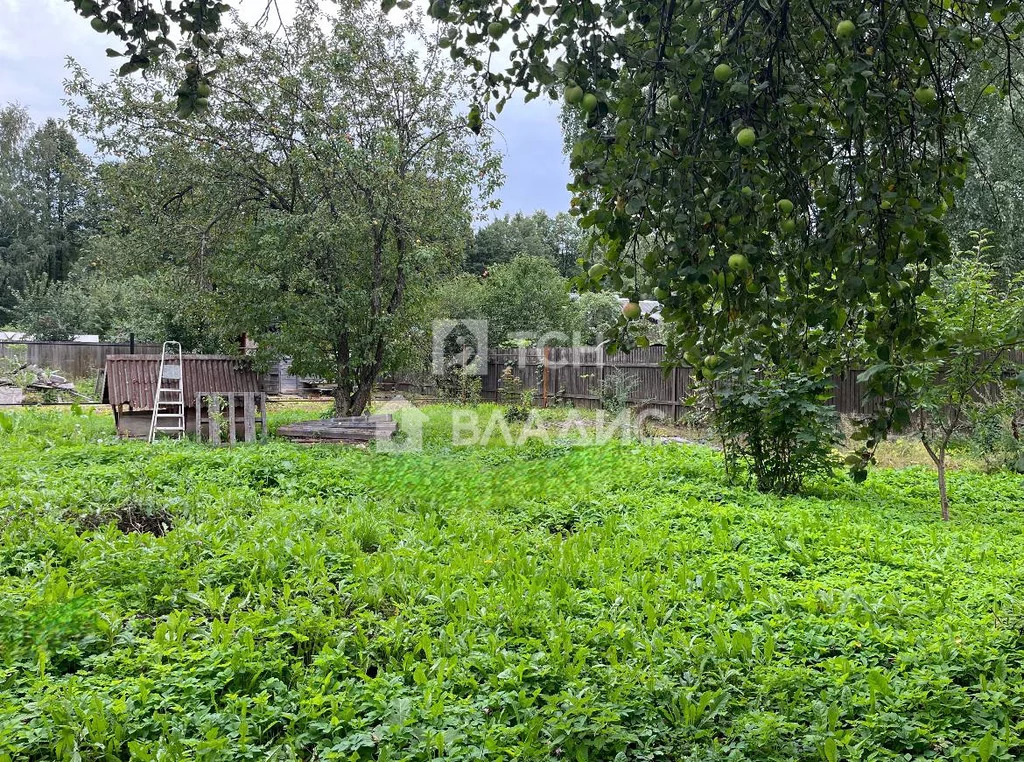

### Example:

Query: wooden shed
xmin=102 ymin=354 xmax=264 ymax=439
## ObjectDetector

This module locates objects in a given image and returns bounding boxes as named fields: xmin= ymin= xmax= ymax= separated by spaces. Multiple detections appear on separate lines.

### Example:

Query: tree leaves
xmin=435 ymin=0 xmax=1024 ymax=451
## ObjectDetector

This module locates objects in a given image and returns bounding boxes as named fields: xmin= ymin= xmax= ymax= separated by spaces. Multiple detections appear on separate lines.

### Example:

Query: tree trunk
xmin=333 ymin=332 xmax=352 ymax=418
xmin=921 ymin=434 xmax=951 ymax=521
xmin=334 ymin=356 xmax=352 ymax=418
xmin=349 ymin=383 xmax=373 ymax=417
xmin=333 ymin=385 xmax=350 ymax=418
xmin=937 ymin=448 xmax=950 ymax=521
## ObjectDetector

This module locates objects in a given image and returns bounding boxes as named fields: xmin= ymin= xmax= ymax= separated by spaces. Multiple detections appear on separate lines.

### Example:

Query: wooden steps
xmin=276 ymin=414 xmax=398 ymax=444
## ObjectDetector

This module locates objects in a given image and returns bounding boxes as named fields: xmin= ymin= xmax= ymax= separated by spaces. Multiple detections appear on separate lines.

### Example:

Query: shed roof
xmin=103 ymin=354 xmax=262 ymax=411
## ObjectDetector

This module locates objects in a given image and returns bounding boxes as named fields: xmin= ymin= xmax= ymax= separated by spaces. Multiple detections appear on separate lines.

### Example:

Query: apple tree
xmin=423 ymin=0 xmax=1024 ymax=479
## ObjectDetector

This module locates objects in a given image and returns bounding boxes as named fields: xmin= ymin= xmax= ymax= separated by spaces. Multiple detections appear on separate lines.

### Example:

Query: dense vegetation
xmin=3 ymin=407 xmax=1024 ymax=759
xmin=0 ymin=106 xmax=94 ymax=323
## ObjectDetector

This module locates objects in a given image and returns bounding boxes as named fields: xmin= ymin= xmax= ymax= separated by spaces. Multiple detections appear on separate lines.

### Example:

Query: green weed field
xmin=2 ymin=406 xmax=1024 ymax=760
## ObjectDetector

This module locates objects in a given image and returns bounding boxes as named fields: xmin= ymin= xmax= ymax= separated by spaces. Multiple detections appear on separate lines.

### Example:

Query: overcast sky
xmin=0 ymin=0 xmax=571 ymax=218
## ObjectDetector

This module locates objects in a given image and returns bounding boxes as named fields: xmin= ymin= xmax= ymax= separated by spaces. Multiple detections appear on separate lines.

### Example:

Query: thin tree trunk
xmin=937 ymin=448 xmax=950 ymax=521
xmin=922 ymin=434 xmax=951 ymax=521
xmin=334 ymin=385 xmax=350 ymax=418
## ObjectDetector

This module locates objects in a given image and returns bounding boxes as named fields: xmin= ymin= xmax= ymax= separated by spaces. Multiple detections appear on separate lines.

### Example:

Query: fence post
xmin=227 ymin=393 xmax=237 ymax=446
xmin=130 ymin=333 xmax=135 ymax=354
xmin=673 ymin=366 xmax=680 ymax=423
xmin=542 ymin=346 xmax=549 ymax=407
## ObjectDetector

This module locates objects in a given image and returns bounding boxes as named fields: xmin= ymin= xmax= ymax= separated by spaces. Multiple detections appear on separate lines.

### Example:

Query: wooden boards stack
xmin=276 ymin=414 xmax=398 ymax=444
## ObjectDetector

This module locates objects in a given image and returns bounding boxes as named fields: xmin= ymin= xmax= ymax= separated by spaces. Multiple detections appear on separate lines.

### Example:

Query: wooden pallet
xmin=276 ymin=414 xmax=397 ymax=444
xmin=195 ymin=392 xmax=267 ymax=445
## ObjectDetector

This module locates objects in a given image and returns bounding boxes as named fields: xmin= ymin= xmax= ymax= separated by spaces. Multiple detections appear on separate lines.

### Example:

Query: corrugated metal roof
xmin=104 ymin=354 xmax=262 ymax=410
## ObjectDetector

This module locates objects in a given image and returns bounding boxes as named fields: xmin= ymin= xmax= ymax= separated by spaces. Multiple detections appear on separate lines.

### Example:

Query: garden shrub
xmin=598 ymin=367 xmax=637 ymax=414
xmin=438 ymin=364 xmax=483 ymax=405
xmin=714 ymin=369 xmax=841 ymax=494
xmin=499 ymin=365 xmax=533 ymax=422
xmin=970 ymin=390 xmax=1024 ymax=473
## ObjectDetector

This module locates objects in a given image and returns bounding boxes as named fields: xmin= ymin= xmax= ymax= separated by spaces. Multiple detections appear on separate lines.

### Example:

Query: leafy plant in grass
xmin=598 ymin=367 xmax=637 ymax=415
xmin=714 ymin=368 xmax=840 ymax=494
xmin=499 ymin=365 xmax=533 ymax=422
xmin=969 ymin=394 xmax=1024 ymax=474
xmin=907 ymin=233 xmax=1024 ymax=519
xmin=438 ymin=364 xmax=483 ymax=405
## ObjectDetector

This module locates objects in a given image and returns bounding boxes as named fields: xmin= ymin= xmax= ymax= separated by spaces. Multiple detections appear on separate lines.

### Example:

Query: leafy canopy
xmin=425 ymin=0 xmax=1024 ymax=473
xmin=66 ymin=1 xmax=500 ymax=415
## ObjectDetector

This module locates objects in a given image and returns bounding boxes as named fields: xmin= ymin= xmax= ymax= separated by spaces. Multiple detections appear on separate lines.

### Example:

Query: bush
xmin=438 ymin=364 xmax=483 ymax=405
xmin=598 ymin=368 xmax=637 ymax=414
xmin=714 ymin=370 xmax=841 ymax=494
xmin=499 ymin=365 xmax=533 ymax=422
xmin=969 ymin=391 xmax=1024 ymax=473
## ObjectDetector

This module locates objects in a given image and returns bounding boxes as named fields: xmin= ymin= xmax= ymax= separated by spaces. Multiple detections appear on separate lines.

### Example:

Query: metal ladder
xmin=148 ymin=341 xmax=185 ymax=443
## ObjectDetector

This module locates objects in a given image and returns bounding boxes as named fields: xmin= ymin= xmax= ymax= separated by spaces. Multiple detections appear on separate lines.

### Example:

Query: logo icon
xmin=431 ymin=319 xmax=488 ymax=376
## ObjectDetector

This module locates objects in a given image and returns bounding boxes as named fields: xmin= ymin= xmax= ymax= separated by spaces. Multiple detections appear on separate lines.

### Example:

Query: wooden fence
xmin=14 ymin=341 xmax=1021 ymax=419
xmin=0 ymin=341 xmax=162 ymax=380
xmin=379 ymin=345 xmax=896 ymax=421
xmin=381 ymin=346 xmax=1024 ymax=421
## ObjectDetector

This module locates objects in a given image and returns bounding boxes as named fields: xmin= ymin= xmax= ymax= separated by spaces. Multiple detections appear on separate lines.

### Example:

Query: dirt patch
xmin=74 ymin=500 xmax=174 ymax=537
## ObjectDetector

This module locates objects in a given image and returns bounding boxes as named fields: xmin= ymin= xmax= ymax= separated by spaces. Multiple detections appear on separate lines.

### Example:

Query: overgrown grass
xmin=1 ymin=406 xmax=1024 ymax=760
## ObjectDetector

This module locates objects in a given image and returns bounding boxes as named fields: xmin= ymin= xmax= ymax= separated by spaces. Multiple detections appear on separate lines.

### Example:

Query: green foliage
xmin=436 ymin=0 xmax=1024 ymax=453
xmin=945 ymin=85 xmax=1024 ymax=285
xmin=3 ymin=407 xmax=1024 ymax=757
xmin=499 ymin=365 xmax=532 ymax=421
xmin=905 ymin=232 xmax=1024 ymax=516
xmin=715 ymin=370 xmax=841 ymax=494
xmin=598 ymin=367 xmax=637 ymax=415
xmin=467 ymin=211 xmax=585 ymax=276
xmin=437 ymin=365 xmax=483 ymax=405
xmin=435 ymin=258 xmax=627 ymax=348
xmin=479 ymin=255 xmax=575 ymax=345
xmin=969 ymin=392 xmax=1024 ymax=474
xmin=66 ymin=3 xmax=500 ymax=415
xmin=0 ymin=105 xmax=94 ymax=321
xmin=570 ymin=291 xmax=623 ymax=345
xmin=63 ymin=0 xmax=235 ymax=94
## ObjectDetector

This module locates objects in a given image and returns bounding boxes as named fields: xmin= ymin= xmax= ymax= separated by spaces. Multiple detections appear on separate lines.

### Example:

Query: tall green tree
xmin=481 ymin=255 xmax=575 ymax=344
xmin=68 ymin=0 xmax=500 ymax=415
xmin=944 ymin=96 xmax=1024 ymax=284
xmin=0 ymin=106 xmax=94 ymax=322
xmin=467 ymin=210 xmax=585 ymax=276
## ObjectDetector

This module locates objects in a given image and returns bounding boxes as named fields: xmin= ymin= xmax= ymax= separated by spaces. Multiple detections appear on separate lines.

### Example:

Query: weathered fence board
xmin=0 ymin=341 xmax=162 ymax=380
